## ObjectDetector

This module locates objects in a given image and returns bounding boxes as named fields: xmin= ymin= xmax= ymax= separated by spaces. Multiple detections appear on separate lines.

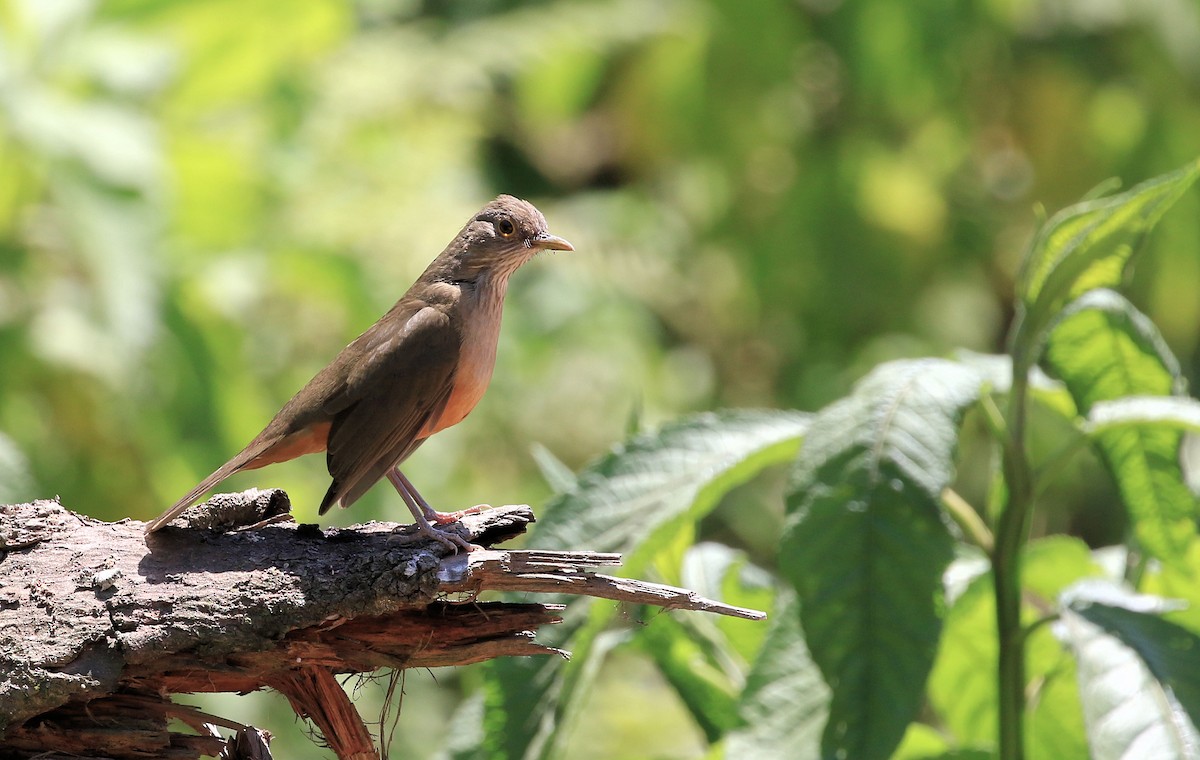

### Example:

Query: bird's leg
xmin=386 ymin=469 xmax=472 ymax=553
xmin=392 ymin=468 xmax=487 ymax=525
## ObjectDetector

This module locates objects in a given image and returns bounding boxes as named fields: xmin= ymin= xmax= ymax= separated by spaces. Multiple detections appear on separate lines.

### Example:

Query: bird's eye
xmin=497 ymin=219 xmax=516 ymax=237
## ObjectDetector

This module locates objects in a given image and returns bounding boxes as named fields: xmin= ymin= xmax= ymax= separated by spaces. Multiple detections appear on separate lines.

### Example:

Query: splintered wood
xmin=0 ymin=494 xmax=765 ymax=760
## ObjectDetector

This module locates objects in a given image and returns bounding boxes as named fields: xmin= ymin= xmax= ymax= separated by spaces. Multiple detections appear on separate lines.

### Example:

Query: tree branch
xmin=0 ymin=491 xmax=763 ymax=759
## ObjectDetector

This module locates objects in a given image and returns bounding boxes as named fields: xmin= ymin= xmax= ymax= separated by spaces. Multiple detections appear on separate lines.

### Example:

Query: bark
xmin=0 ymin=491 xmax=763 ymax=759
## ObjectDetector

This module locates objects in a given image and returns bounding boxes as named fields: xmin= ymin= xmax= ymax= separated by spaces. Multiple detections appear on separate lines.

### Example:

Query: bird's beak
xmin=534 ymin=233 xmax=574 ymax=252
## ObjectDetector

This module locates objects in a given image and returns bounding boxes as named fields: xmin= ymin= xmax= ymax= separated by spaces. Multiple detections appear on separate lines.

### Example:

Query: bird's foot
xmin=425 ymin=524 xmax=475 ymax=553
xmin=425 ymin=503 xmax=489 ymax=525
xmin=401 ymin=511 xmax=475 ymax=553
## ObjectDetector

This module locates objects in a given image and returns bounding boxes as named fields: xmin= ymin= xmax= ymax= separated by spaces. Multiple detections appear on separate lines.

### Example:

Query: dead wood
xmin=0 ymin=492 xmax=763 ymax=759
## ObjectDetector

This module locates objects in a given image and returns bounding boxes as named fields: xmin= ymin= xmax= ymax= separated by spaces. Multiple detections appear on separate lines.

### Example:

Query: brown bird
xmin=145 ymin=195 xmax=573 ymax=549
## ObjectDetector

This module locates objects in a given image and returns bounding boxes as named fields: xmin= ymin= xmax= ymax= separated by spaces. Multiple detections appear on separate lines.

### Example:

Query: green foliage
xmin=929 ymin=537 xmax=1102 ymax=757
xmin=528 ymin=409 xmax=810 ymax=562
xmin=723 ymin=589 xmax=827 ymax=760
xmin=781 ymin=359 xmax=977 ymax=759
xmin=1055 ymin=582 xmax=1200 ymax=758
xmin=481 ymin=410 xmax=807 ymax=760
xmin=1046 ymin=290 xmax=1196 ymax=561
xmin=476 ymin=163 xmax=1200 ymax=760
xmin=1013 ymin=162 xmax=1200 ymax=367
xmin=5 ymin=1 xmax=1200 ymax=757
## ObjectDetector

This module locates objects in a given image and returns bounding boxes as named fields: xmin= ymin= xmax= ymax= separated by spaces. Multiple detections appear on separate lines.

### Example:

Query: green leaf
xmin=680 ymin=542 xmax=777 ymax=665
xmin=1012 ymin=160 xmax=1200 ymax=363
xmin=781 ymin=358 xmax=983 ymax=760
xmin=481 ymin=624 xmax=627 ymax=760
xmin=1024 ymin=537 xmax=1109 ymax=597
xmin=484 ymin=410 xmax=809 ymax=760
xmin=724 ymin=590 xmax=827 ymax=760
xmin=442 ymin=692 xmax=487 ymax=760
xmin=529 ymin=441 xmax=578 ymax=494
xmin=1044 ymin=290 xmax=1197 ymax=561
xmin=1086 ymin=396 xmax=1200 ymax=436
xmin=928 ymin=563 xmax=998 ymax=748
xmin=903 ymin=751 xmax=997 ymax=760
xmin=1141 ymin=542 xmax=1200 ymax=636
xmin=893 ymin=721 xmax=993 ymax=760
xmin=929 ymin=536 xmax=1100 ymax=752
xmin=1055 ymin=581 xmax=1200 ymax=759
xmin=1045 ymin=290 xmax=1184 ymax=408
xmin=637 ymin=614 xmax=740 ymax=742
xmin=891 ymin=723 xmax=952 ymax=759
xmin=637 ymin=544 xmax=779 ymax=743
xmin=528 ymin=409 xmax=811 ymax=563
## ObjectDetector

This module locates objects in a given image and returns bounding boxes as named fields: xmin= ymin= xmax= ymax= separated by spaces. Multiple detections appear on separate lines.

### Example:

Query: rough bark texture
xmin=0 ymin=492 xmax=763 ymax=759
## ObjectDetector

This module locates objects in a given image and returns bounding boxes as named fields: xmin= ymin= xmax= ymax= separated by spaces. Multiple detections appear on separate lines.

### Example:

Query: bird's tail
xmin=144 ymin=439 xmax=274 ymax=533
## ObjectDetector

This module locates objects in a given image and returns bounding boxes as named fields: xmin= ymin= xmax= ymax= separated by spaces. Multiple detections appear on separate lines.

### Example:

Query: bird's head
xmin=438 ymin=195 xmax=574 ymax=283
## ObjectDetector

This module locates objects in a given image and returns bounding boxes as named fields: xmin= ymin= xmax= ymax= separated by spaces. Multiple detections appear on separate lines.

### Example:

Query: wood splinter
xmin=0 ymin=493 xmax=765 ymax=759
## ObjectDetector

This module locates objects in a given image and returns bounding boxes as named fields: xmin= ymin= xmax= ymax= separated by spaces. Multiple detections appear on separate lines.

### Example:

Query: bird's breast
xmin=422 ymin=292 xmax=504 ymax=436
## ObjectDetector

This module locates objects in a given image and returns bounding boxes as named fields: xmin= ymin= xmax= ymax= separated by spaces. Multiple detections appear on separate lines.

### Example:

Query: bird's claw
xmin=399 ymin=518 xmax=475 ymax=553
xmin=430 ymin=525 xmax=475 ymax=554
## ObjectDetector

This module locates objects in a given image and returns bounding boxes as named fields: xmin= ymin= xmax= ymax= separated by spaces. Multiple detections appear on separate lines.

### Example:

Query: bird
xmin=144 ymin=195 xmax=574 ymax=550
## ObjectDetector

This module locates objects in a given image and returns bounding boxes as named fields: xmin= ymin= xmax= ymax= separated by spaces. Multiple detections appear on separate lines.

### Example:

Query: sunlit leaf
xmin=1026 ymin=627 xmax=1089 ymax=760
xmin=724 ymin=590 xmax=827 ymax=760
xmin=927 ymin=568 xmax=998 ymax=748
xmin=638 ymin=544 xmax=779 ymax=743
xmin=679 ymin=542 xmax=776 ymax=664
xmin=1045 ymin=290 xmax=1197 ymax=561
xmin=1141 ymin=542 xmax=1200 ymax=636
xmin=891 ymin=723 xmax=951 ymax=759
xmin=892 ymin=722 xmax=994 ymax=759
xmin=484 ymin=410 xmax=808 ymax=760
xmin=781 ymin=358 xmax=982 ymax=760
xmin=528 ymin=409 xmax=810 ymax=563
xmin=1086 ymin=397 xmax=1200 ymax=436
xmin=1012 ymin=160 xmax=1200 ymax=361
xmin=1046 ymin=290 xmax=1183 ymax=405
xmin=1055 ymin=580 xmax=1200 ymax=759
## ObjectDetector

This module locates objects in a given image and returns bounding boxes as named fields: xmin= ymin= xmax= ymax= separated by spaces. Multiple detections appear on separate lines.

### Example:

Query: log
xmin=0 ymin=491 xmax=764 ymax=759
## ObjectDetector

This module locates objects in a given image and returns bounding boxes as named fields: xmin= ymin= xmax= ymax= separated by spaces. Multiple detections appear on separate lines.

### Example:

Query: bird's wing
xmin=147 ymin=296 xmax=458 ymax=533
xmin=319 ymin=304 xmax=460 ymax=513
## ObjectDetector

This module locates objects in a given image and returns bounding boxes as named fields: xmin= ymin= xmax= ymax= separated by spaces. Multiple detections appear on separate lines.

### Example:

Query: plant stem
xmin=978 ymin=392 xmax=1009 ymax=442
xmin=941 ymin=488 xmax=994 ymax=553
xmin=994 ymin=352 xmax=1036 ymax=760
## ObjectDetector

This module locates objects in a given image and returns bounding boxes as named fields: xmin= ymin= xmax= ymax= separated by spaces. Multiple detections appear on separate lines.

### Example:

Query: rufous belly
xmin=246 ymin=421 xmax=332 ymax=469
xmin=423 ymin=294 xmax=502 ymax=437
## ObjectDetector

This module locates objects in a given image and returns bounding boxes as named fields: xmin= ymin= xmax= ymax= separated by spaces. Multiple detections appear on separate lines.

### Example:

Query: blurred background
xmin=1 ymin=0 xmax=1199 ymax=757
